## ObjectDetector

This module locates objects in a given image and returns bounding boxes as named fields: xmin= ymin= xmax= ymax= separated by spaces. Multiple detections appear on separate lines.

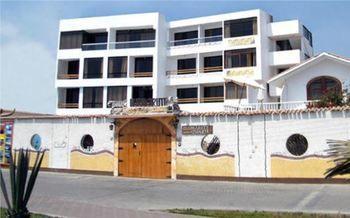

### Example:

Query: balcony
xmin=130 ymin=72 xmax=153 ymax=78
xmin=200 ymin=96 xmax=224 ymax=103
xmin=269 ymin=49 xmax=302 ymax=66
xmin=57 ymin=103 xmax=79 ymax=109
xmin=82 ymin=42 xmax=107 ymax=51
xmin=130 ymin=98 xmax=172 ymax=107
xmin=268 ymin=20 xmax=302 ymax=39
xmin=57 ymin=59 xmax=79 ymax=80
xmin=166 ymin=66 xmax=223 ymax=76
xmin=58 ymin=88 xmax=79 ymax=109
xmin=109 ymin=40 xmax=155 ymax=49
xmin=57 ymin=74 xmax=79 ymax=80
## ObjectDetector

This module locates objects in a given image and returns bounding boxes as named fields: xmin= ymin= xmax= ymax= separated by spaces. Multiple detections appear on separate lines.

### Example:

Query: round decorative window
xmin=30 ymin=134 xmax=42 ymax=151
xmin=286 ymin=134 xmax=308 ymax=156
xmin=201 ymin=134 xmax=220 ymax=155
xmin=81 ymin=134 xmax=94 ymax=151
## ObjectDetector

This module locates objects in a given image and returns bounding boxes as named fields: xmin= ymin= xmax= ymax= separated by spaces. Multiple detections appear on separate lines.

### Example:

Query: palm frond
xmin=325 ymin=139 xmax=350 ymax=179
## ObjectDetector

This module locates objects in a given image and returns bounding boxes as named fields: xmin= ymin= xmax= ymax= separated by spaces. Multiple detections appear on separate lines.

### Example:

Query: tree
xmin=325 ymin=140 xmax=350 ymax=178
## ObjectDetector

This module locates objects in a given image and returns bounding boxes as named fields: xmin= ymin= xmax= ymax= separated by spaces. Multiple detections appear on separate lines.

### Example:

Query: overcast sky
xmin=1 ymin=1 xmax=350 ymax=114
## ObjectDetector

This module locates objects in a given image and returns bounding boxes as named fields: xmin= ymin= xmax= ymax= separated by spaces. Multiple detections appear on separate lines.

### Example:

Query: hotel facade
xmin=2 ymin=10 xmax=349 ymax=181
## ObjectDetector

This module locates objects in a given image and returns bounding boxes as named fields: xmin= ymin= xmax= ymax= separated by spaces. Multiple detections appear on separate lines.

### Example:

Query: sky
xmin=1 ymin=0 xmax=350 ymax=114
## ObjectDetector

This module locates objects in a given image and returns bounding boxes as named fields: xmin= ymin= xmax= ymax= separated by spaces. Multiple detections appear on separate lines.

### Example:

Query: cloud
xmin=0 ymin=22 xmax=56 ymax=114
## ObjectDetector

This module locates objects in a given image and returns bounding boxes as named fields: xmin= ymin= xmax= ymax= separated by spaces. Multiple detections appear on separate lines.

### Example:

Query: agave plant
xmin=0 ymin=148 xmax=45 ymax=217
xmin=325 ymin=139 xmax=350 ymax=178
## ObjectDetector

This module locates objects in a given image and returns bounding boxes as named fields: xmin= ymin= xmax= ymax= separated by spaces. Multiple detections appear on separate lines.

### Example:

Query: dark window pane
xmin=177 ymin=88 xmax=198 ymax=99
xmin=174 ymin=31 xmax=198 ymax=46
xmin=83 ymin=58 xmax=103 ymax=79
xmin=276 ymin=40 xmax=292 ymax=51
xmin=116 ymin=29 xmax=155 ymax=42
xmin=66 ymin=88 xmax=79 ymax=103
xmin=135 ymin=57 xmax=153 ymax=73
xmin=224 ymin=48 xmax=256 ymax=68
xmin=204 ymin=28 xmax=222 ymax=42
xmin=204 ymin=56 xmax=222 ymax=67
xmin=178 ymin=58 xmax=196 ymax=74
xmin=224 ymin=17 xmax=257 ymax=38
xmin=108 ymin=57 xmax=127 ymax=78
xmin=226 ymin=82 xmax=247 ymax=99
xmin=67 ymin=60 xmax=79 ymax=74
xmin=307 ymin=77 xmax=341 ymax=100
xmin=59 ymin=31 xmax=83 ymax=49
xmin=204 ymin=86 xmax=223 ymax=97
xmin=83 ymin=87 xmax=103 ymax=108
xmin=132 ymin=86 xmax=153 ymax=99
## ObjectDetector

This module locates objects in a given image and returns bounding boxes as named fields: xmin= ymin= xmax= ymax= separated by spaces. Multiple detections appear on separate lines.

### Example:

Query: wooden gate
xmin=118 ymin=118 xmax=171 ymax=179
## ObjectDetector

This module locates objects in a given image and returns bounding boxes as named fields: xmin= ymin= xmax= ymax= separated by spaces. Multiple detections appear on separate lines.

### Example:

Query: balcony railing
xmin=166 ymin=66 xmax=223 ymax=76
xmin=58 ymin=103 xmax=79 ymax=109
xmin=130 ymin=72 xmax=153 ymax=78
xmin=81 ymin=42 xmax=107 ymax=51
xmin=177 ymin=98 xmax=198 ymax=104
xmin=168 ymin=35 xmax=222 ymax=47
xmin=109 ymin=40 xmax=155 ymax=49
xmin=107 ymin=72 xmax=127 ymax=78
xmin=57 ymin=74 xmax=79 ymax=79
xmin=130 ymin=98 xmax=172 ymax=107
xmin=224 ymin=100 xmax=318 ymax=112
xmin=200 ymin=96 xmax=224 ymax=103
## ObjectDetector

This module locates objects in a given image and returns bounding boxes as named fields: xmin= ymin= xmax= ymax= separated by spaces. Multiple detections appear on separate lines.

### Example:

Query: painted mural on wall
xmin=0 ymin=121 xmax=13 ymax=164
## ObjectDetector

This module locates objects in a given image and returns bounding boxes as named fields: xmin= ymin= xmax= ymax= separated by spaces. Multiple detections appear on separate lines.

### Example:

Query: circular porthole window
xmin=30 ymin=134 xmax=42 ymax=151
xmin=201 ymin=134 xmax=220 ymax=155
xmin=81 ymin=134 xmax=94 ymax=151
xmin=286 ymin=134 xmax=308 ymax=156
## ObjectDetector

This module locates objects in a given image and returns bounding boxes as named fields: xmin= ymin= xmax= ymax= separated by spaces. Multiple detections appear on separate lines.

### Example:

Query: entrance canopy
xmin=224 ymin=76 xmax=265 ymax=90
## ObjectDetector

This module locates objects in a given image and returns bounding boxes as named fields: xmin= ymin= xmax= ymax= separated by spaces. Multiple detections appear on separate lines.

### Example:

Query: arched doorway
xmin=118 ymin=118 xmax=171 ymax=179
xmin=307 ymin=76 xmax=342 ymax=100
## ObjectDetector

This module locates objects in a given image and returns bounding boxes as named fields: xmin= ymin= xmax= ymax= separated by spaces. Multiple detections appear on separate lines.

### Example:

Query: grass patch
xmin=1 ymin=207 xmax=53 ymax=218
xmin=168 ymin=209 xmax=347 ymax=218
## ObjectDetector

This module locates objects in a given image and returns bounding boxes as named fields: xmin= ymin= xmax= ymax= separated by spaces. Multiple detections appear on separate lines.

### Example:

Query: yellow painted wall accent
xmin=13 ymin=150 xmax=49 ymax=168
xmin=70 ymin=151 xmax=114 ymax=172
xmin=271 ymin=157 xmax=350 ymax=179
xmin=227 ymin=37 xmax=255 ymax=46
xmin=177 ymin=154 xmax=235 ymax=177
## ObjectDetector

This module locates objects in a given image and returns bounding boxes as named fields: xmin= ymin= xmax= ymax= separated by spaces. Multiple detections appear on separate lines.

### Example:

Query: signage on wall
xmin=182 ymin=125 xmax=213 ymax=135
xmin=226 ymin=68 xmax=254 ymax=77
xmin=227 ymin=37 xmax=255 ymax=47
xmin=0 ymin=121 xmax=14 ymax=164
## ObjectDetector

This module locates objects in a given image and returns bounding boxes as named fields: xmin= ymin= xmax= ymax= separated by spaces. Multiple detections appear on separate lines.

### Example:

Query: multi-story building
xmin=56 ymin=9 xmax=314 ymax=115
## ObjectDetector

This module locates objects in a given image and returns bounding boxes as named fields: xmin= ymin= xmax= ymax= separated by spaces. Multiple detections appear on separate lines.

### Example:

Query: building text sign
xmin=182 ymin=125 xmax=213 ymax=135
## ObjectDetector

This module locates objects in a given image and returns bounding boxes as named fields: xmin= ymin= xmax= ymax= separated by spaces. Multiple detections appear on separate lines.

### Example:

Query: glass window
xmin=204 ymin=28 xmax=222 ymax=42
xmin=201 ymin=134 xmax=220 ymax=155
xmin=177 ymin=58 xmax=196 ymax=74
xmin=204 ymin=56 xmax=222 ymax=68
xmin=132 ymin=86 xmax=153 ymax=99
xmin=174 ymin=30 xmax=198 ymax=46
xmin=226 ymin=82 xmax=247 ymax=99
xmin=83 ymin=87 xmax=103 ymax=108
xmin=116 ymin=29 xmax=155 ymax=42
xmin=224 ymin=48 xmax=256 ymax=68
xmin=81 ymin=135 xmax=94 ymax=152
xmin=224 ymin=17 xmax=257 ymax=38
xmin=303 ymin=25 xmax=313 ymax=47
xmin=67 ymin=60 xmax=79 ymax=75
xmin=107 ymin=86 xmax=127 ymax=107
xmin=59 ymin=31 xmax=83 ymax=49
xmin=286 ymin=134 xmax=308 ymax=156
xmin=177 ymin=88 xmax=198 ymax=99
xmin=135 ymin=57 xmax=153 ymax=73
xmin=83 ymin=58 xmax=103 ymax=79
xmin=307 ymin=76 xmax=342 ymax=100
xmin=108 ymin=57 xmax=127 ymax=78
xmin=204 ymin=86 xmax=224 ymax=97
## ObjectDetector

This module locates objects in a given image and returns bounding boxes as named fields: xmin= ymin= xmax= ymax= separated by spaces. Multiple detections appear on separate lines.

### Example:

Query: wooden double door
xmin=118 ymin=119 xmax=171 ymax=179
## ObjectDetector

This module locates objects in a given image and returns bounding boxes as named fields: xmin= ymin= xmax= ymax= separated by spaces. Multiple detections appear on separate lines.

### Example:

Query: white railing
xmin=109 ymin=40 xmax=155 ymax=49
xmin=168 ymin=35 xmax=222 ymax=47
xmin=224 ymin=100 xmax=318 ymax=112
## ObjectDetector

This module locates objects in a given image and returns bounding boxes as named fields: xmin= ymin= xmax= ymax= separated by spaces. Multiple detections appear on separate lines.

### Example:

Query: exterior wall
xmin=12 ymin=118 xmax=115 ymax=172
xmin=177 ymin=109 xmax=350 ymax=179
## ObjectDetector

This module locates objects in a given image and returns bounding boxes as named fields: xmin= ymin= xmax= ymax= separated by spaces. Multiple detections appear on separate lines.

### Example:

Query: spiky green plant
xmin=325 ymin=139 xmax=350 ymax=178
xmin=0 ymin=149 xmax=45 ymax=217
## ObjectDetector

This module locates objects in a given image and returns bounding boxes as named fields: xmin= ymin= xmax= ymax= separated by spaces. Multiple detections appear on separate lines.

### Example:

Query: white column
xmin=103 ymin=86 xmax=108 ymax=108
xmin=103 ymin=56 xmax=108 ymax=79
xmin=196 ymin=53 xmax=200 ymax=75
xmin=197 ymin=84 xmax=201 ymax=104
xmin=79 ymin=87 xmax=83 ymax=109
xmin=79 ymin=57 xmax=84 ymax=79
xmin=126 ymin=86 xmax=132 ymax=107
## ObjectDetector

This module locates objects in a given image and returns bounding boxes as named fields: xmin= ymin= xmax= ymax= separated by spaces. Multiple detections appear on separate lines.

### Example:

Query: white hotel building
xmin=56 ymin=9 xmax=322 ymax=115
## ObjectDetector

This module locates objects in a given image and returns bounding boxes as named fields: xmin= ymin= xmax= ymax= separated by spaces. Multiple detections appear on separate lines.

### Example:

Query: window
xmin=307 ymin=76 xmax=342 ymax=100
xmin=107 ymin=86 xmax=127 ymax=107
xmin=116 ymin=29 xmax=155 ymax=42
xmin=82 ymin=32 xmax=108 ymax=50
xmin=132 ymin=86 xmax=153 ymax=99
xmin=276 ymin=40 xmax=292 ymax=51
xmin=135 ymin=57 xmax=153 ymax=73
xmin=83 ymin=87 xmax=103 ymax=108
xmin=108 ymin=57 xmax=127 ymax=78
xmin=177 ymin=88 xmax=198 ymax=104
xmin=81 ymin=134 xmax=94 ymax=152
xmin=65 ymin=88 xmax=79 ymax=103
xmin=303 ymin=25 xmax=313 ymax=47
xmin=174 ymin=30 xmax=198 ymax=46
xmin=204 ymin=86 xmax=223 ymax=97
xmin=204 ymin=28 xmax=222 ymax=42
xmin=224 ymin=17 xmax=257 ymax=38
xmin=226 ymin=82 xmax=247 ymax=99
xmin=224 ymin=48 xmax=256 ymax=68
xmin=30 ymin=134 xmax=41 ymax=151
xmin=67 ymin=60 xmax=79 ymax=75
xmin=286 ymin=134 xmax=308 ymax=156
xmin=277 ymin=68 xmax=288 ymax=74
xmin=58 ymin=88 xmax=79 ymax=108
xmin=201 ymin=134 xmax=220 ymax=155
xmin=204 ymin=56 xmax=222 ymax=73
xmin=83 ymin=58 xmax=103 ymax=79
xmin=59 ymin=31 xmax=83 ymax=49
xmin=178 ymin=58 xmax=196 ymax=74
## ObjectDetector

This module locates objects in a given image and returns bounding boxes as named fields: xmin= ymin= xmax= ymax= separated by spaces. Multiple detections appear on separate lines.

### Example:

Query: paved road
xmin=1 ymin=171 xmax=350 ymax=217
